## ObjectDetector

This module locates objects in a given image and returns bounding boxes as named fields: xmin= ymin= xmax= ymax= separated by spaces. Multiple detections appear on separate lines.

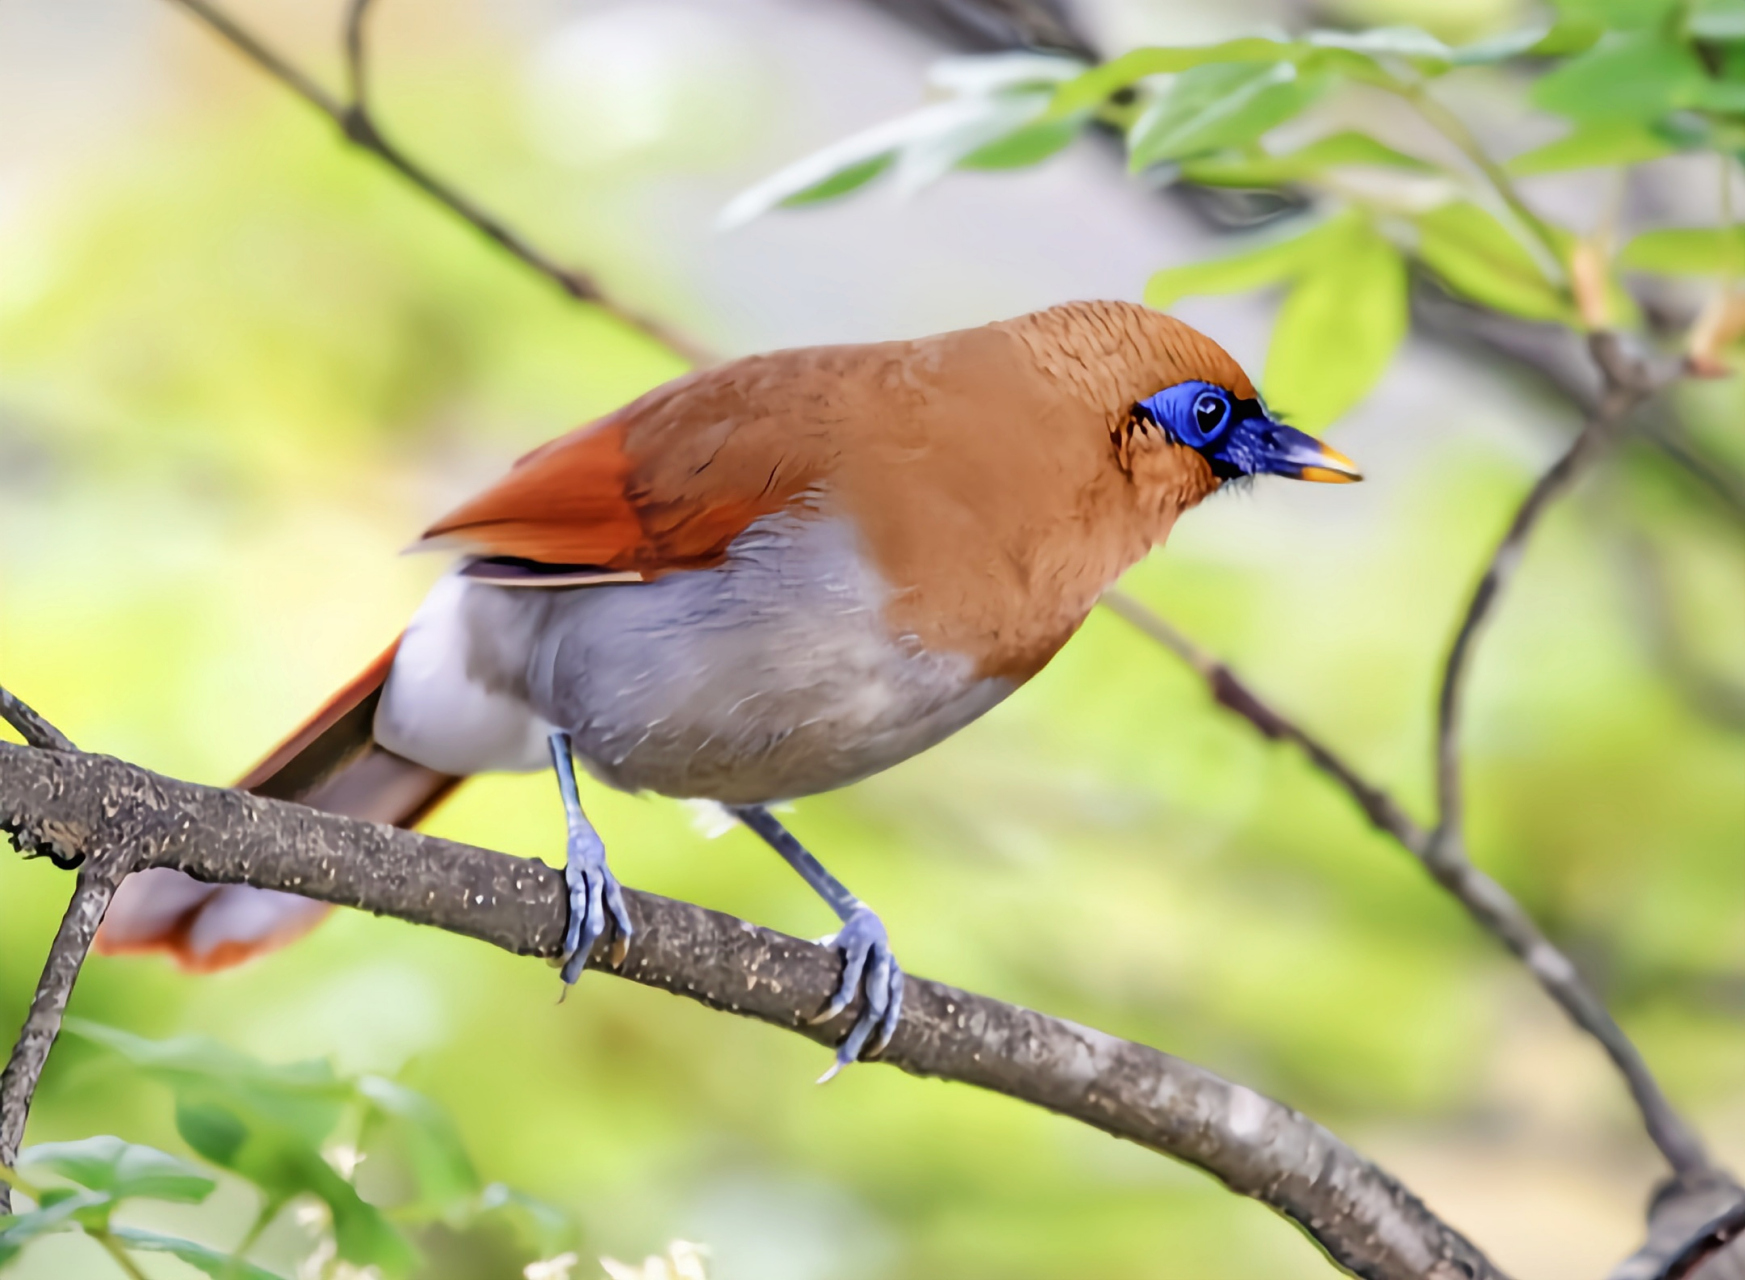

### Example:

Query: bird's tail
xmin=95 ymin=640 xmax=461 ymax=972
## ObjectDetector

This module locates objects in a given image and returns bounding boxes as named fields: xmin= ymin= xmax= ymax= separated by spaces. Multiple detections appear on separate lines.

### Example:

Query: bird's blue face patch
xmin=1134 ymin=381 xmax=1362 ymax=484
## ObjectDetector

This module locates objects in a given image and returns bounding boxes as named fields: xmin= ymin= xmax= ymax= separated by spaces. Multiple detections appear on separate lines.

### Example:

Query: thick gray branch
xmin=0 ymin=741 xmax=1504 ymax=1280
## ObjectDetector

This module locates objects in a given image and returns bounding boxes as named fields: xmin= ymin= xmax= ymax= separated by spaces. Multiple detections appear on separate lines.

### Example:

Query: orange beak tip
xmin=1298 ymin=441 xmax=1363 ymax=484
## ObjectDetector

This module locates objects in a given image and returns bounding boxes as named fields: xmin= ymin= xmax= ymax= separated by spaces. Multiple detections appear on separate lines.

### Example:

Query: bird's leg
xmin=728 ymin=805 xmax=904 ymax=1080
xmin=550 ymin=732 xmax=633 ymax=987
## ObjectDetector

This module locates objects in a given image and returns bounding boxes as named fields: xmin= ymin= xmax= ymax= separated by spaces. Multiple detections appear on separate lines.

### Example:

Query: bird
xmin=95 ymin=300 xmax=1360 ymax=1078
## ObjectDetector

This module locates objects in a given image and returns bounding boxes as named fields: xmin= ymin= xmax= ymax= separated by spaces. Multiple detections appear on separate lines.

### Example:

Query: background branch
xmin=161 ymin=0 xmax=711 ymax=366
xmin=0 ymin=738 xmax=1505 ymax=1280
xmin=1109 ymin=334 xmax=1724 ymax=1197
xmin=24 ymin=2 xmax=1732 ymax=1273
xmin=342 ymin=0 xmax=374 ymax=113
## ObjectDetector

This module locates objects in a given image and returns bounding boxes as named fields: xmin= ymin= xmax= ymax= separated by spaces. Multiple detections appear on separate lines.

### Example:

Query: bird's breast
xmin=526 ymin=510 xmax=1015 ymax=803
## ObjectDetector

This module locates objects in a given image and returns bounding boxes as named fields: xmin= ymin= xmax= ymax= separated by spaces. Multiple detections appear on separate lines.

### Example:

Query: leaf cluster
xmin=1 ymin=1022 xmax=575 ymax=1279
xmin=727 ymin=0 xmax=1745 ymax=428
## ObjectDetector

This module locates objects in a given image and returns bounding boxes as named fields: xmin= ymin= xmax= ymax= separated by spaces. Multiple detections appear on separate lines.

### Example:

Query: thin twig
xmin=1610 ymin=1182 xmax=1745 ymax=1280
xmin=1101 ymin=593 xmax=1427 ymax=846
xmin=0 ymin=689 xmax=76 ymax=754
xmin=160 ymin=0 xmax=712 ymax=366
xmin=1104 ymin=587 xmax=1719 ymax=1186
xmin=0 ymin=740 xmax=1507 ymax=1280
xmin=342 ymin=0 xmax=375 ymax=114
xmin=1434 ymin=333 xmax=1653 ymax=836
xmin=1398 ymin=82 xmax=1569 ymax=279
xmin=1111 ymin=334 xmax=1719 ymax=1189
xmin=93 ymin=1231 xmax=153 ymax=1280
xmin=0 ymin=860 xmax=136 ymax=1217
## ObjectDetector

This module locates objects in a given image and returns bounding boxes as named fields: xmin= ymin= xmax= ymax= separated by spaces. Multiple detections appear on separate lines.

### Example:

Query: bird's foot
xmin=811 ymin=905 xmax=904 ymax=1082
xmin=559 ymin=824 xmax=633 ymax=988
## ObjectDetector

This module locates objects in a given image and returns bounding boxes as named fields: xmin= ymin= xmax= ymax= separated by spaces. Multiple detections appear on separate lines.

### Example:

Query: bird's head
xmin=1000 ymin=302 xmax=1362 ymax=518
xmin=1128 ymin=380 xmax=1362 ymax=489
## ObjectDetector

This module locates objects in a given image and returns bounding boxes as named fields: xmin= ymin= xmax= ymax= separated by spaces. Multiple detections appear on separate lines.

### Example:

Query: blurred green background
xmin=2 ymin=1 xmax=1742 ymax=1277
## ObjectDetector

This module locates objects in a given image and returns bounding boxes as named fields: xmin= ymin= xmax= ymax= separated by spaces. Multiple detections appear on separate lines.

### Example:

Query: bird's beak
xmin=1249 ymin=421 xmax=1363 ymax=483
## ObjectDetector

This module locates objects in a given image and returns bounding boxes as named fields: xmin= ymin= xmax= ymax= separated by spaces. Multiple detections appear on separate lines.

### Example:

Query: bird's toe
xmin=815 ymin=906 xmax=904 ymax=1081
xmin=559 ymin=831 xmax=630 ymax=988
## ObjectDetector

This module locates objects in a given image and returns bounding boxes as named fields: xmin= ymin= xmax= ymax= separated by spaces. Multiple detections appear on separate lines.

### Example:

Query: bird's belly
xmin=529 ymin=513 xmax=1013 ymax=804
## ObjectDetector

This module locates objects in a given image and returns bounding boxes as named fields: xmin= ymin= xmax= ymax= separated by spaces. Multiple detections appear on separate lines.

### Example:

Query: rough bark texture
xmin=0 ymin=741 xmax=1503 ymax=1280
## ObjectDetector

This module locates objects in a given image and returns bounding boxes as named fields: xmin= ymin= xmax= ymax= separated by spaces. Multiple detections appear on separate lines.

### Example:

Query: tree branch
xmin=1108 ymin=334 xmax=1726 ymax=1202
xmin=1610 ymin=1183 xmax=1745 ymax=1280
xmin=159 ymin=0 xmax=712 ymax=367
xmin=1100 ymin=595 xmax=1429 ymax=847
xmin=1434 ymin=333 xmax=1654 ymax=842
xmin=343 ymin=0 xmax=375 ymax=114
xmin=27 ymin=2 xmax=1738 ymax=1270
xmin=0 ymin=697 xmax=128 ymax=1220
xmin=0 ymin=737 xmax=1506 ymax=1280
xmin=1105 ymin=327 xmax=1744 ymax=1280
xmin=1424 ymin=334 xmax=1719 ymax=1186
xmin=1 ymin=688 xmax=77 ymax=755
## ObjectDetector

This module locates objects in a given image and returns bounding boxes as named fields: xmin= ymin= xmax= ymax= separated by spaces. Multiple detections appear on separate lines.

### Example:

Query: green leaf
xmin=65 ymin=1021 xmax=352 ymax=1148
xmin=174 ymin=1101 xmax=415 ymax=1275
xmin=473 ymin=1184 xmax=576 ymax=1258
xmin=719 ymin=86 xmax=1083 ymax=225
xmin=1048 ymin=40 xmax=1299 ymax=117
xmin=1451 ymin=17 xmax=1604 ymax=64
xmin=1619 ymin=226 xmax=1745 ymax=274
xmin=1552 ymin=0 xmax=1680 ymax=30
xmin=1691 ymin=78 xmax=1745 ymax=110
xmin=1145 ymin=214 xmax=1353 ymax=309
xmin=0 ymin=1190 xmax=110 ymax=1264
xmin=66 ymin=1021 xmax=414 ymax=1276
xmin=1506 ymin=121 xmax=1680 ymax=173
xmin=718 ymin=100 xmax=984 ymax=227
xmin=17 ymin=1137 xmax=215 ymax=1207
xmin=1692 ymin=0 xmax=1745 ymax=41
xmin=958 ymin=114 xmax=1087 ymax=168
xmin=1412 ymin=202 xmax=1573 ymax=321
xmin=779 ymin=154 xmax=894 ymax=208
xmin=928 ymin=52 xmax=1087 ymax=96
xmin=1304 ymin=26 xmax=1451 ymax=68
xmin=1263 ymin=218 xmax=1408 ymax=432
xmin=357 ymin=1076 xmax=478 ymax=1216
xmin=109 ymin=1227 xmax=287 ymax=1280
xmin=1179 ymin=130 xmax=1433 ymax=187
xmin=888 ymin=93 xmax=1059 ymax=190
xmin=1532 ymin=33 xmax=1711 ymax=123
xmin=1128 ymin=62 xmax=1330 ymax=169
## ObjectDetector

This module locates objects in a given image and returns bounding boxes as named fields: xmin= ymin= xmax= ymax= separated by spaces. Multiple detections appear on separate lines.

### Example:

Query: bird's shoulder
xmin=416 ymin=330 xmax=1043 ymax=579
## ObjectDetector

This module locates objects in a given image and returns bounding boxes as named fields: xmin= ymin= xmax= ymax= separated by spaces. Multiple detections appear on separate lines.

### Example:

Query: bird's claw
xmin=559 ymin=826 xmax=633 ymax=988
xmin=812 ymin=906 xmax=904 ymax=1082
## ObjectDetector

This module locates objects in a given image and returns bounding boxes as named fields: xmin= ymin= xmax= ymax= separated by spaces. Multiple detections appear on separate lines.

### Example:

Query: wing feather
xmin=416 ymin=368 xmax=830 ymax=581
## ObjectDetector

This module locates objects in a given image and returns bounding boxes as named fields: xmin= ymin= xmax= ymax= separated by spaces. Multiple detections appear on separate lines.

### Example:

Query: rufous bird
xmin=96 ymin=300 xmax=1360 ymax=1077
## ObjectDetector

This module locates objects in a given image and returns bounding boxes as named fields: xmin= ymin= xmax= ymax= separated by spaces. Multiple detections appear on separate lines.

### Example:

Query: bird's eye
xmin=1193 ymin=392 xmax=1230 ymax=438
